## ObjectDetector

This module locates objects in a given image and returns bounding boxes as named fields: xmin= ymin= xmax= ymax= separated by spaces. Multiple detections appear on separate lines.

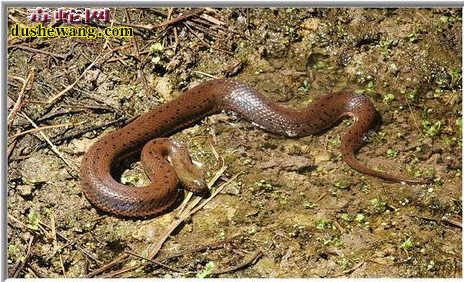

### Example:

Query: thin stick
xmin=7 ymin=68 xmax=35 ymax=131
xmin=31 ymin=51 xmax=110 ymax=104
xmin=97 ymin=265 xmax=134 ymax=278
xmin=315 ymin=192 xmax=327 ymax=203
xmin=124 ymin=251 xmax=190 ymax=273
xmin=12 ymin=45 xmax=70 ymax=60
xmin=7 ymin=214 xmax=33 ymax=231
xmin=205 ymin=160 xmax=227 ymax=191
xmin=173 ymin=191 xmax=193 ymax=220
xmin=199 ymin=13 xmax=226 ymax=26
xmin=111 ymin=8 xmax=206 ymax=30
xmin=84 ymin=254 xmax=129 ymax=278
xmin=11 ymin=236 xmax=34 ymax=278
xmin=10 ymin=121 xmax=85 ymax=139
xmin=48 ymin=116 xmax=129 ymax=145
xmin=7 ymin=74 xmax=26 ymax=83
xmin=20 ymin=113 xmax=78 ymax=172
xmin=173 ymin=26 xmax=179 ymax=52
xmin=333 ymin=220 xmax=346 ymax=233
xmin=7 ymin=136 xmax=18 ymax=158
xmin=405 ymin=98 xmax=424 ymax=138
xmin=408 ymin=213 xmax=462 ymax=229
xmin=158 ymin=235 xmax=244 ymax=260
xmin=183 ymin=22 xmax=233 ymax=55
xmin=211 ymin=250 xmax=262 ymax=275
xmin=124 ymin=8 xmax=151 ymax=96
xmin=8 ymin=13 xmax=26 ymax=28
xmin=59 ymin=254 xmax=67 ymax=278
xmin=26 ymin=267 xmax=39 ymax=278
xmin=210 ymin=142 xmax=220 ymax=161
xmin=192 ymin=70 xmax=218 ymax=79
xmin=331 ymin=261 xmax=365 ymax=277
xmin=50 ymin=212 xmax=58 ymax=251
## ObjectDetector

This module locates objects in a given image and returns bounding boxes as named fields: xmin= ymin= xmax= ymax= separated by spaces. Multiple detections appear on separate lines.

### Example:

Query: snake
xmin=80 ymin=79 xmax=428 ymax=217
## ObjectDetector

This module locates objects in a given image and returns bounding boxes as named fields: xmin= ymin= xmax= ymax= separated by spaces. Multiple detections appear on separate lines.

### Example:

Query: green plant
xmin=196 ymin=261 xmax=215 ymax=278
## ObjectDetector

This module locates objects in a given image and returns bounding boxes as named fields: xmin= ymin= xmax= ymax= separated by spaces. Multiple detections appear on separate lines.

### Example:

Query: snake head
xmin=168 ymin=142 xmax=210 ymax=196
xmin=186 ymin=177 xmax=210 ymax=196
xmin=177 ymin=168 xmax=210 ymax=196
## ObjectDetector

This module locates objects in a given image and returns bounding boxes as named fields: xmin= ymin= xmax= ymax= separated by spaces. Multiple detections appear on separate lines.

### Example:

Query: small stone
xmin=221 ymin=183 xmax=240 ymax=195
xmin=17 ymin=184 xmax=32 ymax=196
xmin=155 ymin=75 xmax=174 ymax=99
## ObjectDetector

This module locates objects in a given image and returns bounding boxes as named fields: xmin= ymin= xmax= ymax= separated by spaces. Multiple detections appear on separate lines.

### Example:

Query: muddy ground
xmin=6 ymin=8 xmax=462 ymax=278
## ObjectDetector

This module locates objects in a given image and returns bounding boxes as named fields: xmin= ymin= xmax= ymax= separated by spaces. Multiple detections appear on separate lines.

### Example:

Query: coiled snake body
xmin=80 ymin=79 xmax=427 ymax=217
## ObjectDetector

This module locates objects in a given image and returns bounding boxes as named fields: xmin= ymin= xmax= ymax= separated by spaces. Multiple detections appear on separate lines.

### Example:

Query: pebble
xmin=17 ymin=184 xmax=32 ymax=196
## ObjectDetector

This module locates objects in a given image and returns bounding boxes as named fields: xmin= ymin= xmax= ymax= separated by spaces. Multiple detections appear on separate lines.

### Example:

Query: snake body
xmin=80 ymin=79 xmax=426 ymax=217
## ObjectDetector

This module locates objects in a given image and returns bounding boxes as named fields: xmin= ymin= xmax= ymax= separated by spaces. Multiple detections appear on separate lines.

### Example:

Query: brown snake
xmin=80 ymin=79 xmax=428 ymax=217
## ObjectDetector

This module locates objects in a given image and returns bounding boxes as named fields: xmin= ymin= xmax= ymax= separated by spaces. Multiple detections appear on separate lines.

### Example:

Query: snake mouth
xmin=197 ymin=187 xmax=211 ymax=198
xmin=190 ymin=179 xmax=210 ymax=197
xmin=179 ymin=176 xmax=210 ymax=197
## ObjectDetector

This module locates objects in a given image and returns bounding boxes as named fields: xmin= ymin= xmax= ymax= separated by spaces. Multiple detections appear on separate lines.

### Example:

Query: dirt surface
xmin=7 ymin=8 xmax=462 ymax=278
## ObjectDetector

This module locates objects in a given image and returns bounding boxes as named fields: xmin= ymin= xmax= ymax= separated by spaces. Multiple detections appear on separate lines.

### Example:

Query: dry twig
xmin=111 ymin=8 xmax=206 ymax=31
xmin=10 ymin=236 xmax=34 ymax=278
xmin=10 ymin=121 xmax=85 ymax=139
xmin=29 ymin=51 xmax=111 ymax=104
xmin=37 ymin=116 xmax=130 ymax=150
xmin=124 ymin=251 xmax=190 ymax=273
xmin=84 ymin=254 xmax=129 ymax=278
xmin=20 ymin=113 xmax=78 ymax=173
xmin=7 ymin=68 xmax=35 ymax=131
xmin=212 ymin=250 xmax=262 ymax=275
xmin=331 ymin=261 xmax=365 ymax=278
xmin=124 ymin=8 xmax=152 ymax=96
xmin=11 ymin=45 xmax=71 ymax=60
xmin=405 ymin=98 xmax=425 ymax=138
xmin=408 ymin=213 xmax=462 ymax=229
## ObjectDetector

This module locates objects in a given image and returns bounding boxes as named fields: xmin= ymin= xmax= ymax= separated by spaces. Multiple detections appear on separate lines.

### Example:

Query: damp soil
xmin=7 ymin=8 xmax=462 ymax=278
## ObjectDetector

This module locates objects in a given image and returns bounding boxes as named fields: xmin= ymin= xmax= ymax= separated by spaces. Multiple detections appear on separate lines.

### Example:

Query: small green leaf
xmin=303 ymin=200 xmax=315 ymax=209
xmin=422 ymin=120 xmax=442 ymax=137
xmin=354 ymin=213 xmax=365 ymax=222
xmin=334 ymin=179 xmax=351 ymax=190
xmin=150 ymin=43 xmax=164 ymax=53
xmin=121 ymin=174 xmax=140 ymax=186
xmin=366 ymin=81 xmax=375 ymax=92
xmin=383 ymin=93 xmax=395 ymax=102
xmin=339 ymin=257 xmax=348 ymax=270
xmin=27 ymin=211 xmax=39 ymax=230
xmin=341 ymin=213 xmax=352 ymax=222
xmin=196 ymin=261 xmax=215 ymax=278
xmin=401 ymin=237 xmax=413 ymax=250
xmin=387 ymin=149 xmax=398 ymax=158
xmin=333 ymin=237 xmax=344 ymax=247
xmin=316 ymin=219 xmax=327 ymax=230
